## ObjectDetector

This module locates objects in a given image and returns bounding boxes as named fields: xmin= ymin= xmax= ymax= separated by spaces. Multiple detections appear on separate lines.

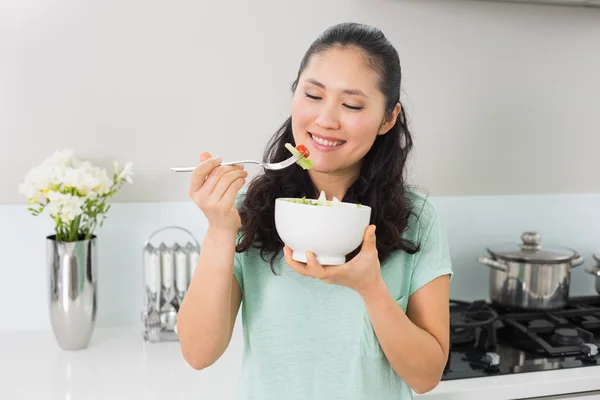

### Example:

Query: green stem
xmin=54 ymin=220 xmax=60 ymax=240
xmin=69 ymin=215 xmax=81 ymax=241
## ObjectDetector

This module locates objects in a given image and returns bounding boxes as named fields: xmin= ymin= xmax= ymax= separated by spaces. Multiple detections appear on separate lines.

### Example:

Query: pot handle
xmin=585 ymin=266 xmax=600 ymax=277
xmin=570 ymin=252 xmax=584 ymax=268
xmin=477 ymin=257 xmax=508 ymax=272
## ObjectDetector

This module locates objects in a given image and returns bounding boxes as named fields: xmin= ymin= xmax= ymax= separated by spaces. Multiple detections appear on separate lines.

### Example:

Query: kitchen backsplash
xmin=2 ymin=191 xmax=599 ymax=333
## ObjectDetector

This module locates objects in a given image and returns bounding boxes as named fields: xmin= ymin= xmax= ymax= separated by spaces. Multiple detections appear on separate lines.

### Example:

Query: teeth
xmin=310 ymin=134 xmax=343 ymax=147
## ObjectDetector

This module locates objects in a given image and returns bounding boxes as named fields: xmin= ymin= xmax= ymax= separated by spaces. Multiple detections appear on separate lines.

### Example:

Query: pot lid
xmin=488 ymin=232 xmax=577 ymax=263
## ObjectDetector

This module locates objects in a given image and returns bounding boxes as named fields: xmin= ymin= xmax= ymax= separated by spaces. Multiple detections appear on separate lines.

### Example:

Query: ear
xmin=377 ymin=103 xmax=401 ymax=136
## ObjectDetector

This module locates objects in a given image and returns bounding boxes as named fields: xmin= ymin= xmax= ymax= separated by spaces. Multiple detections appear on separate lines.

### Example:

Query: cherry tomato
xmin=295 ymin=144 xmax=310 ymax=158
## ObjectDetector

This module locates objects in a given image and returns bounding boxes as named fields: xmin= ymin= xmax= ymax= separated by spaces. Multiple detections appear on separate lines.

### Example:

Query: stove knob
xmin=582 ymin=343 xmax=598 ymax=357
xmin=485 ymin=352 xmax=501 ymax=366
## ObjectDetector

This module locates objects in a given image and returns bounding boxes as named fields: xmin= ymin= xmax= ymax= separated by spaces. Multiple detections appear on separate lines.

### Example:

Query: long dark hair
xmin=237 ymin=22 xmax=421 ymax=272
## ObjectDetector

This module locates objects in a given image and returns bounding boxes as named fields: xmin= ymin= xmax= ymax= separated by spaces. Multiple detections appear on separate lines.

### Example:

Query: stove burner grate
xmin=501 ymin=311 xmax=597 ymax=357
xmin=449 ymin=300 xmax=499 ymax=359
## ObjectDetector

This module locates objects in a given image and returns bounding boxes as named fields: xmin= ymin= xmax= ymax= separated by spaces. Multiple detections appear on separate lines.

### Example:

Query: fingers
xmin=221 ymin=173 xmax=247 ymax=206
xmin=202 ymin=165 xmax=246 ymax=201
xmin=189 ymin=157 xmax=222 ymax=196
xmin=199 ymin=152 xmax=212 ymax=163
xmin=209 ymin=168 xmax=248 ymax=202
xmin=283 ymin=246 xmax=310 ymax=276
xmin=305 ymin=251 xmax=331 ymax=280
xmin=188 ymin=152 xmax=250 ymax=222
xmin=362 ymin=225 xmax=378 ymax=255
xmin=283 ymin=246 xmax=331 ymax=280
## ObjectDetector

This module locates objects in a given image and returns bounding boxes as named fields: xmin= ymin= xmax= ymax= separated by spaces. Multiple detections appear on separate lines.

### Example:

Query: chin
xmin=310 ymin=168 xmax=331 ymax=175
xmin=308 ymin=162 xmax=342 ymax=174
xmin=307 ymin=163 xmax=329 ymax=173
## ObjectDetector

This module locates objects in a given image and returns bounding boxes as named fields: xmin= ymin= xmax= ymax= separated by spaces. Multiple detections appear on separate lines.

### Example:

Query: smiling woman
xmin=176 ymin=22 xmax=453 ymax=400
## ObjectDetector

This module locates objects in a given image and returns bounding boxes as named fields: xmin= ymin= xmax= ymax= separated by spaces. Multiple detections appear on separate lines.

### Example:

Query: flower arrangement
xmin=19 ymin=149 xmax=134 ymax=242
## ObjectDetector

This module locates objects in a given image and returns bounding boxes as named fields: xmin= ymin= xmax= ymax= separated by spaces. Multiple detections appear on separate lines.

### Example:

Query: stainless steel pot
xmin=585 ymin=253 xmax=600 ymax=294
xmin=477 ymin=232 xmax=584 ymax=310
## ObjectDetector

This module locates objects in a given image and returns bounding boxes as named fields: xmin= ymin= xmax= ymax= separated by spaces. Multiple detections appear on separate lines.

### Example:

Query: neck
xmin=308 ymin=167 xmax=360 ymax=201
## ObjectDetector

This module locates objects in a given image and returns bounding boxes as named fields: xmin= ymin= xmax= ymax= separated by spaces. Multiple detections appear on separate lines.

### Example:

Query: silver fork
xmin=169 ymin=151 xmax=307 ymax=172
xmin=144 ymin=289 xmax=161 ymax=342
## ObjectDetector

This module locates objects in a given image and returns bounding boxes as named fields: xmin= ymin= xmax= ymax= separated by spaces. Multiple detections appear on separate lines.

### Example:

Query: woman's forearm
xmin=177 ymin=227 xmax=239 ymax=369
xmin=360 ymin=278 xmax=447 ymax=394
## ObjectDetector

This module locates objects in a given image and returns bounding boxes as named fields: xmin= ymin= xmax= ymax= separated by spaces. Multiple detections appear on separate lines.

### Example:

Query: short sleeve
xmin=408 ymin=200 xmax=453 ymax=296
xmin=233 ymin=246 xmax=244 ymax=296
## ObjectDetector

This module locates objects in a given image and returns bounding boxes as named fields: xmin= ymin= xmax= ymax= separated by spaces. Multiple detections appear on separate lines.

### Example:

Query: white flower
xmin=19 ymin=166 xmax=52 ymax=204
xmin=19 ymin=148 xmax=134 ymax=241
xmin=118 ymin=162 xmax=134 ymax=184
xmin=62 ymin=167 xmax=85 ymax=189
xmin=46 ymin=191 xmax=85 ymax=223
xmin=49 ymin=149 xmax=75 ymax=166
xmin=18 ymin=149 xmax=77 ymax=201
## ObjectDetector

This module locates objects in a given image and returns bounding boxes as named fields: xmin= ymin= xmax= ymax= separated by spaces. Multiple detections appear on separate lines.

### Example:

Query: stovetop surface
xmin=442 ymin=296 xmax=600 ymax=380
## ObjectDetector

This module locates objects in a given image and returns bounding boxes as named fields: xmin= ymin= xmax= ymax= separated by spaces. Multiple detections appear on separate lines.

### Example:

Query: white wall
xmin=2 ymin=0 xmax=600 ymax=205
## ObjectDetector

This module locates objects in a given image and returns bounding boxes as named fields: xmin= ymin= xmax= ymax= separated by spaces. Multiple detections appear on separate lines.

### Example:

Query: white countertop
xmin=2 ymin=327 xmax=243 ymax=400
xmin=3 ymin=327 xmax=600 ymax=400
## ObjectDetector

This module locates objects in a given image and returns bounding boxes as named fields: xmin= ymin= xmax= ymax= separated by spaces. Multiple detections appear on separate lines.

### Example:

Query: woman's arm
xmin=361 ymin=275 xmax=450 ymax=394
xmin=177 ymin=228 xmax=243 ymax=370
xmin=177 ymin=152 xmax=247 ymax=370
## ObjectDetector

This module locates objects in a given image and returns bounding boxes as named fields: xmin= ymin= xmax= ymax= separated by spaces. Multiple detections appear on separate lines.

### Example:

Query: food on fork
xmin=284 ymin=143 xmax=312 ymax=170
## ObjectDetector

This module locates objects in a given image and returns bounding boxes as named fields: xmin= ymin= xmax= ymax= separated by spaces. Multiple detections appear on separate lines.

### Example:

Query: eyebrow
xmin=305 ymin=78 xmax=368 ymax=98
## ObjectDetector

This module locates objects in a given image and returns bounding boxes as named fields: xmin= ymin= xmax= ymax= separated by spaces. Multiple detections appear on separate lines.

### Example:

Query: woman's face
xmin=291 ymin=46 xmax=398 ymax=175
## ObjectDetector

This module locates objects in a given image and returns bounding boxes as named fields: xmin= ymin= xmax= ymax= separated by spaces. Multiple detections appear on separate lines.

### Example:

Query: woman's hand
xmin=189 ymin=152 xmax=248 ymax=233
xmin=283 ymin=225 xmax=383 ymax=297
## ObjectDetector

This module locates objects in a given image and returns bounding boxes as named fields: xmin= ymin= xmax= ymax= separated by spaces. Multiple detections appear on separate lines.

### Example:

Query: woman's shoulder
xmin=382 ymin=189 xmax=452 ymax=295
xmin=404 ymin=188 xmax=442 ymax=240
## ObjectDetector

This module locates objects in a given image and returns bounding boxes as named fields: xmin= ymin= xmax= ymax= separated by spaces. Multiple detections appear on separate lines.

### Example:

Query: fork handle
xmin=170 ymin=160 xmax=260 ymax=172
xmin=169 ymin=167 xmax=195 ymax=172
xmin=221 ymin=160 xmax=260 ymax=166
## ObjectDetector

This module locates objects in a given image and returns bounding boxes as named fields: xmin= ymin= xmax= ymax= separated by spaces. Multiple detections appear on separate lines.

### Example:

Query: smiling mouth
xmin=309 ymin=133 xmax=346 ymax=147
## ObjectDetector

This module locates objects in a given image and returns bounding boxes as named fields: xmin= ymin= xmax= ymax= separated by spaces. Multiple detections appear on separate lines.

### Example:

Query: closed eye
xmin=305 ymin=92 xmax=362 ymax=111
xmin=344 ymin=104 xmax=363 ymax=111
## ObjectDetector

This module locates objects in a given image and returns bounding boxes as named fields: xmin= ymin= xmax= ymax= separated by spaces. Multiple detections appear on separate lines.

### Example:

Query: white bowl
xmin=275 ymin=198 xmax=372 ymax=265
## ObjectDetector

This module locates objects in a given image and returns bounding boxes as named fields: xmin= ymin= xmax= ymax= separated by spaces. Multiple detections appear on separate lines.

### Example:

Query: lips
xmin=309 ymin=132 xmax=345 ymax=142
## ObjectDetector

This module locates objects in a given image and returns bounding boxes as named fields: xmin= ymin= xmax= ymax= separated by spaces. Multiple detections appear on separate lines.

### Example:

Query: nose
xmin=315 ymin=104 xmax=340 ymax=130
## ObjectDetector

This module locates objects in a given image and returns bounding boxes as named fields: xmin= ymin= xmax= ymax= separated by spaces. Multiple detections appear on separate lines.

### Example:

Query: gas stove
xmin=443 ymin=296 xmax=600 ymax=381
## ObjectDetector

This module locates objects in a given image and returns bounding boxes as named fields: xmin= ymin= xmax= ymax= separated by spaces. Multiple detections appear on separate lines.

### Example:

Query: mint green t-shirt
xmin=232 ymin=190 xmax=453 ymax=400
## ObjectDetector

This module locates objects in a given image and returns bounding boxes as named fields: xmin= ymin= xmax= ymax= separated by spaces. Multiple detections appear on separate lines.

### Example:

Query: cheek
xmin=344 ymin=114 xmax=381 ymax=142
xmin=291 ymin=96 xmax=314 ymax=127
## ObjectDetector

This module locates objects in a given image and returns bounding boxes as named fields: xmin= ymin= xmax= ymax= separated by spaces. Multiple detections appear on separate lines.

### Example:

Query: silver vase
xmin=47 ymin=234 xmax=97 ymax=350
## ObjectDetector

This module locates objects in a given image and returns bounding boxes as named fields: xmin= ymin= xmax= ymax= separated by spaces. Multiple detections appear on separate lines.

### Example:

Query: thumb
xmin=199 ymin=152 xmax=212 ymax=163
xmin=364 ymin=225 xmax=377 ymax=249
